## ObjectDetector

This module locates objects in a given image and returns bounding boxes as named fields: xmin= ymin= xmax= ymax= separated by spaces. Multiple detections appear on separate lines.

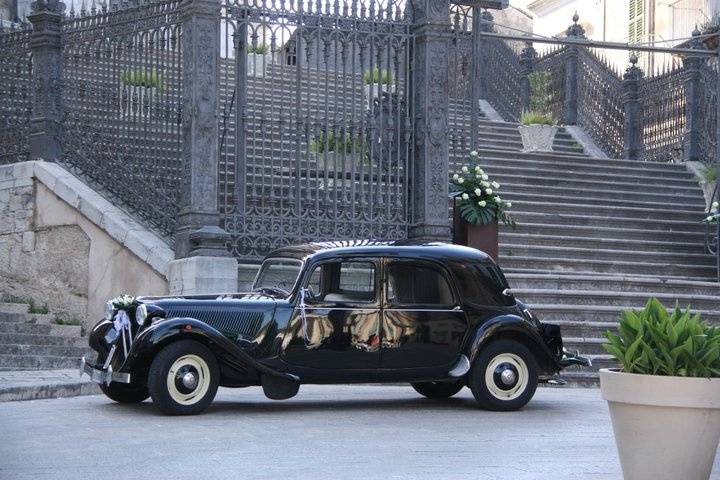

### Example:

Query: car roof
xmin=266 ymin=240 xmax=492 ymax=264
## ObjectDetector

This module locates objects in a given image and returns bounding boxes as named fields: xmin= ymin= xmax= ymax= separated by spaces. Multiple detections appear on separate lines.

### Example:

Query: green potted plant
xmin=248 ymin=42 xmax=270 ymax=78
xmin=309 ymin=130 xmax=368 ymax=189
xmin=119 ymin=68 xmax=163 ymax=118
xmin=450 ymin=151 xmax=514 ymax=261
xmin=363 ymin=68 xmax=394 ymax=110
xmin=600 ymin=298 xmax=720 ymax=480
xmin=518 ymin=71 xmax=557 ymax=152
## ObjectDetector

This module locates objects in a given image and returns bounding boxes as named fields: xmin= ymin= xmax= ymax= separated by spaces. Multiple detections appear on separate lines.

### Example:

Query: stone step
xmin=504 ymin=221 xmax=705 ymax=243
xmin=0 ymin=344 xmax=94 ymax=357
xmin=502 ymin=255 xmax=716 ymax=280
xmin=505 ymin=273 xmax=720 ymax=296
xmin=529 ymin=304 xmax=720 ymax=324
xmin=481 ymin=154 xmax=697 ymax=180
xmin=492 ymin=171 xmax=703 ymax=195
xmin=0 ymin=322 xmax=82 ymax=337
xmin=0 ymin=303 xmax=30 ymax=314
xmin=502 ymin=244 xmax=715 ymax=267
xmin=0 ymin=312 xmax=54 ymax=324
xmin=505 ymin=199 xmax=705 ymax=222
xmin=0 ymin=333 xmax=88 ymax=347
xmin=563 ymin=337 xmax=608 ymax=355
xmin=500 ymin=232 xmax=707 ymax=254
xmin=473 ymin=147 xmax=691 ymax=172
xmin=498 ymin=180 xmax=703 ymax=206
xmin=555 ymin=371 xmax=600 ymax=387
xmin=551 ymin=320 xmax=618 ymax=339
xmin=0 ymin=354 xmax=85 ymax=370
xmin=500 ymin=189 xmax=705 ymax=211
xmin=509 ymin=211 xmax=702 ymax=233
xmin=516 ymin=288 xmax=720 ymax=311
xmin=486 ymin=164 xmax=699 ymax=188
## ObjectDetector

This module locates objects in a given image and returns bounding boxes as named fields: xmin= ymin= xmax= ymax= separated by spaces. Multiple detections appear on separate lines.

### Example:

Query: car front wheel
xmin=148 ymin=340 xmax=220 ymax=415
xmin=411 ymin=381 xmax=464 ymax=399
xmin=468 ymin=339 xmax=538 ymax=411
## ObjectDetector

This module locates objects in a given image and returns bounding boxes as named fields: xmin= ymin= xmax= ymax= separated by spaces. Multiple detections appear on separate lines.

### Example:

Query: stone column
xmin=27 ymin=0 xmax=64 ymax=161
xmin=519 ymin=41 xmax=536 ymax=112
xmin=682 ymin=28 xmax=708 ymax=163
xmin=168 ymin=0 xmax=238 ymax=295
xmin=408 ymin=0 xmax=451 ymax=241
xmin=622 ymin=54 xmax=643 ymax=160
xmin=563 ymin=13 xmax=585 ymax=125
xmin=469 ymin=8 xmax=492 ymax=149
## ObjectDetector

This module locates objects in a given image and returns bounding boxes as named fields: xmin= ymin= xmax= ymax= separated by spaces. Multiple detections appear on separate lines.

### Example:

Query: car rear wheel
xmin=411 ymin=381 xmax=464 ymax=399
xmin=100 ymin=381 xmax=149 ymax=404
xmin=468 ymin=339 xmax=538 ymax=411
xmin=148 ymin=340 xmax=220 ymax=415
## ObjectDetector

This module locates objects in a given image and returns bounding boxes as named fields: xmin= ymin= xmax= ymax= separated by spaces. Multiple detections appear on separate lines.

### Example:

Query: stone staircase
xmin=476 ymin=137 xmax=719 ymax=386
xmin=0 ymin=303 xmax=93 ymax=371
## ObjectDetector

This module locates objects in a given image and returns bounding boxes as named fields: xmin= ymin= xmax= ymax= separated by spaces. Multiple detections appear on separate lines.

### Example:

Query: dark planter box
xmin=453 ymin=213 xmax=499 ymax=262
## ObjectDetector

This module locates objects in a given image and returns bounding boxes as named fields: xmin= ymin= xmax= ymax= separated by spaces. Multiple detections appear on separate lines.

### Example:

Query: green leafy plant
xmin=247 ymin=43 xmax=269 ymax=55
xmin=603 ymin=297 xmax=720 ymax=378
xmin=450 ymin=151 xmax=515 ymax=227
xmin=521 ymin=70 xmax=556 ymax=126
xmin=0 ymin=293 xmax=48 ymax=314
xmin=309 ymin=130 xmax=368 ymax=159
xmin=701 ymin=163 xmax=718 ymax=182
xmin=120 ymin=69 xmax=163 ymax=89
xmin=362 ymin=68 xmax=393 ymax=85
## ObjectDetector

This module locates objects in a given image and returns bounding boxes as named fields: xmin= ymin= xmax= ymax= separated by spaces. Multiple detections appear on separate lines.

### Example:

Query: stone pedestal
xmin=168 ymin=256 xmax=239 ymax=295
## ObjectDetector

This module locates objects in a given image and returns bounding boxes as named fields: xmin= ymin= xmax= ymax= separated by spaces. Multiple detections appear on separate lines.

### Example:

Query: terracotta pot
xmin=600 ymin=368 xmax=720 ymax=480
xmin=453 ymin=216 xmax=499 ymax=262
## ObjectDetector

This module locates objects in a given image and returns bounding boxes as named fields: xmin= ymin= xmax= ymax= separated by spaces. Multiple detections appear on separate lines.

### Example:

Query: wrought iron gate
xmin=219 ymin=0 xmax=414 ymax=260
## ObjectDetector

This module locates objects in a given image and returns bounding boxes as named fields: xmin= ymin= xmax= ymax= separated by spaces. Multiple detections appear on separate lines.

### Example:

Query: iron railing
xmin=0 ymin=24 xmax=33 ymax=165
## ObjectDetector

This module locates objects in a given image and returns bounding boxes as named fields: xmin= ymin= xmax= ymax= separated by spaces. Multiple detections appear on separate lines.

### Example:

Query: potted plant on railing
xmin=309 ymin=130 xmax=368 ymax=189
xmin=363 ymin=68 xmax=395 ymax=110
xmin=247 ymin=43 xmax=270 ymax=78
xmin=450 ymin=151 xmax=514 ymax=262
xmin=119 ymin=68 xmax=163 ymax=119
xmin=518 ymin=71 xmax=557 ymax=152
xmin=600 ymin=298 xmax=720 ymax=480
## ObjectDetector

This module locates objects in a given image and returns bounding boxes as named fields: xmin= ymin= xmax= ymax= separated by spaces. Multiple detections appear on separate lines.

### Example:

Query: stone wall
xmin=0 ymin=161 xmax=174 ymax=327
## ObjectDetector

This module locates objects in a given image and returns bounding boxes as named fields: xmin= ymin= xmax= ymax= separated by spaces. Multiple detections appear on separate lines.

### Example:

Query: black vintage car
xmin=81 ymin=241 xmax=589 ymax=415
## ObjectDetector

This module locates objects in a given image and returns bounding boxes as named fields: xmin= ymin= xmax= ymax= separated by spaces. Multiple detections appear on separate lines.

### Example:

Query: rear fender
xmin=465 ymin=314 xmax=560 ymax=374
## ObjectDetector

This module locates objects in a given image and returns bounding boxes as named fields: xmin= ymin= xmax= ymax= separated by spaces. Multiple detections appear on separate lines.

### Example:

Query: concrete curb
xmin=0 ymin=369 xmax=101 ymax=402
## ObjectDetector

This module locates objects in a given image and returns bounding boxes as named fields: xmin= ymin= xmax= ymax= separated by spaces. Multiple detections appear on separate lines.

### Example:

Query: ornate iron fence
xmin=0 ymin=25 xmax=33 ymax=165
xmin=576 ymin=48 xmax=624 ymax=159
xmin=640 ymin=65 xmax=686 ymax=163
xmin=535 ymin=46 xmax=566 ymax=124
xmin=698 ymin=62 xmax=718 ymax=165
xmin=59 ymin=0 xmax=184 ymax=238
xmin=219 ymin=0 xmax=414 ymax=260
xmin=482 ymin=37 xmax=523 ymax=122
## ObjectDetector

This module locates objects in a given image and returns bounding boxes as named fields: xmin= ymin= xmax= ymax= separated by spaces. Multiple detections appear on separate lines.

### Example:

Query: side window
xmin=386 ymin=262 xmax=455 ymax=307
xmin=305 ymin=260 xmax=376 ymax=303
xmin=452 ymin=262 xmax=514 ymax=306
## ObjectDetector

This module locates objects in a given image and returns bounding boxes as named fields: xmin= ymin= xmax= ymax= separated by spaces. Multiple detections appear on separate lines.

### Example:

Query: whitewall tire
xmin=469 ymin=339 xmax=538 ymax=411
xmin=148 ymin=340 xmax=220 ymax=415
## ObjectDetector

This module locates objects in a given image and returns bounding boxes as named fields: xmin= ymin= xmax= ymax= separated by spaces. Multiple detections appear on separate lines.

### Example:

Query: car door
xmin=281 ymin=258 xmax=381 ymax=370
xmin=380 ymin=259 xmax=468 ymax=369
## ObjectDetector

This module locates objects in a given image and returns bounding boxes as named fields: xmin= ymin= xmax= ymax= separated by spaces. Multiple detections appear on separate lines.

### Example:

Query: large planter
xmin=518 ymin=124 xmax=558 ymax=152
xmin=364 ymin=83 xmax=395 ymax=110
xmin=314 ymin=152 xmax=361 ymax=190
xmin=453 ymin=216 xmax=499 ymax=262
xmin=599 ymin=368 xmax=720 ymax=480
xmin=248 ymin=53 xmax=267 ymax=78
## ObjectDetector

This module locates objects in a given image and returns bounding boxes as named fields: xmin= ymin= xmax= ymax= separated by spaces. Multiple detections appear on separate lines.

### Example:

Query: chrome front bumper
xmin=79 ymin=356 xmax=131 ymax=385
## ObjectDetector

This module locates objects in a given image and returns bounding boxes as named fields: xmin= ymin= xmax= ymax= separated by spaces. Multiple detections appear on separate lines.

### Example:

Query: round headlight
xmin=135 ymin=304 xmax=148 ymax=326
xmin=104 ymin=301 xmax=114 ymax=321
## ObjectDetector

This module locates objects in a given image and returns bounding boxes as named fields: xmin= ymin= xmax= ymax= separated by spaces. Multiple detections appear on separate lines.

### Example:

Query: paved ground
xmin=1 ymin=385 xmax=719 ymax=480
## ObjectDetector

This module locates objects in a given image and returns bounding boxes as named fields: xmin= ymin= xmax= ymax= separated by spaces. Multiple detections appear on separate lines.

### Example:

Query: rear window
xmin=452 ymin=262 xmax=514 ymax=306
xmin=386 ymin=262 xmax=455 ymax=307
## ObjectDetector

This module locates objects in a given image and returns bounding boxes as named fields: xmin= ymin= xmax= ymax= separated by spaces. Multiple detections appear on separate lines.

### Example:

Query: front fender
xmin=122 ymin=318 xmax=298 ymax=382
xmin=465 ymin=314 xmax=560 ymax=373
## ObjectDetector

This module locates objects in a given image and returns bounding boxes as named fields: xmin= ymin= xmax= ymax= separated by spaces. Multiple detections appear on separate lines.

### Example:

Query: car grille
xmin=166 ymin=308 xmax=265 ymax=339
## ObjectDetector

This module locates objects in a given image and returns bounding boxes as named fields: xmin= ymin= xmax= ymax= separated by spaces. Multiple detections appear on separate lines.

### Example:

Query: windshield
xmin=253 ymin=258 xmax=303 ymax=296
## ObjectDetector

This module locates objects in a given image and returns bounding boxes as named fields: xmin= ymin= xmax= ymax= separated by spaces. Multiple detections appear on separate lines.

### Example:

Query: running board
xmin=448 ymin=354 xmax=471 ymax=377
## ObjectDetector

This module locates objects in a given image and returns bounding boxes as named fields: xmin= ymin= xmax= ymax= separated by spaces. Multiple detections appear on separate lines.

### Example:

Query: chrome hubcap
xmin=166 ymin=354 xmax=210 ymax=405
xmin=181 ymin=371 xmax=198 ymax=390
xmin=500 ymin=368 xmax=516 ymax=386
xmin=485 ymin=353 xmax=529 ymax=401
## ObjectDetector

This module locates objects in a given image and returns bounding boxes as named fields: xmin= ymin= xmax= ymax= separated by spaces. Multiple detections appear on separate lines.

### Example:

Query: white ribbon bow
xmin=112 ymin=310 xmax=132 ymax=357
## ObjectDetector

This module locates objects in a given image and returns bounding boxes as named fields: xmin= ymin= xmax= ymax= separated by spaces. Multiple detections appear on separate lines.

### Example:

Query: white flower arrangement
xmin=450 ymin=156 xmax=515 ymax=227
xmin=110 ymin=294 xmax=135 ymax=311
